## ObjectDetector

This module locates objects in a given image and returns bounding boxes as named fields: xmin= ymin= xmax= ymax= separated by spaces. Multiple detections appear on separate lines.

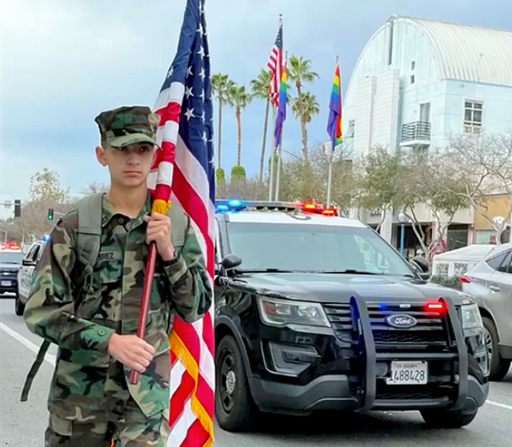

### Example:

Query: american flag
xmin=149 ymin=0 xmax=215 ymax=446
xmin=266 ymin=22 xmax=283 ymax=107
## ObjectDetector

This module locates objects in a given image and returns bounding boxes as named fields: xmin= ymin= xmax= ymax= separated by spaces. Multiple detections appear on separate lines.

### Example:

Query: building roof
xmin=389 ymin=15 xmax=512 ymax=86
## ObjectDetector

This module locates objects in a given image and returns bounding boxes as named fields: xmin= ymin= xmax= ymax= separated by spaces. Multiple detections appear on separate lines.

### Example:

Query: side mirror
xmin=221 ymin=254 xmax=242 ymax=271
xmin=419 ymin=271 xmax=431 ymax=281
xmin=411 ymin=256 xmax=429 ymax=273
xmin=22 ymin=259 xmax=36 ymax=267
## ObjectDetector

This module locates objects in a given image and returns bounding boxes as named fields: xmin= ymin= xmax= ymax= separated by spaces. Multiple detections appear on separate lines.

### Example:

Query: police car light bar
xmin=215 ymin=199 xmax=338 ymax=216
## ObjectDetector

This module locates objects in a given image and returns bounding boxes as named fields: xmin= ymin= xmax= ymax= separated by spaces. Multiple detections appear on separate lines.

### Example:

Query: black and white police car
xmin=213 ymin=200 xmax=489 ymax=432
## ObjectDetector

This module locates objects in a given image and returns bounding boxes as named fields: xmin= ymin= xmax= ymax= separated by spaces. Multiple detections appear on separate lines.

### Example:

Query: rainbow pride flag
xmin=327 ymin=62 xmax=343 ymax=149
xmin=274 ymin=61 xmax=287 ymax=147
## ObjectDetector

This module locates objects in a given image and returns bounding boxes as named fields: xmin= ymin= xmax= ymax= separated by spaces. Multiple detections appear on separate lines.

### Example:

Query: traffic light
xmin=47 ymin=208 xmax=54 ymax=221
xmin=14 ymin=199 xmax=21 ymax=218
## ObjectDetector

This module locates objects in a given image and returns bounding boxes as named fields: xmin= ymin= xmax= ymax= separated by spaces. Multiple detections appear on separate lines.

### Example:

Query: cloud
xmin=1 ymin=0 xmax=511 ymax=205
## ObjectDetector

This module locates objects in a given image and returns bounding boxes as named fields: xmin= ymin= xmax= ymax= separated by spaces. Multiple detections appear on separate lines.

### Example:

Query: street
xmin=1 ymin=296 xmax=511 ymax=447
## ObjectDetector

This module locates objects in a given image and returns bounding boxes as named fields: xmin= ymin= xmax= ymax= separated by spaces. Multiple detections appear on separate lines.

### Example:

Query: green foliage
xmin=29 ymin=168 xmax=68 ymax=202
xmin=211 ymin=73 xmax=235 ymax=102
xmin=216 ymin=168 xmax=226 ymax=184
xmin=231 ymin=165 xmax=246 ymax=180
xmin=250 ymin=70 xmax=272 ymax=100
xmin=288 ymin=55 xmax=319 ymax=88
xmin=354 ymin=147 xmax=403 ymax=212
xmin=291 ymin=91 xmax=319 ymax=123
xmin=228 ymin=84 xmax=252 ymax=110
xmin=429 ymin=275 xmax=462 ymax=291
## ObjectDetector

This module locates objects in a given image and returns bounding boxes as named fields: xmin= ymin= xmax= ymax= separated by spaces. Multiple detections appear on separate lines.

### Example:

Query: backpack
xmin=21 ymin=193 xmax=188 ymax=401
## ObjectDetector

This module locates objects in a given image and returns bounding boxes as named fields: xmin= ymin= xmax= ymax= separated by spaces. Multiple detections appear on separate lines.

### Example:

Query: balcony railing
xmin=401 ymin=121 xmax=431 ymax=143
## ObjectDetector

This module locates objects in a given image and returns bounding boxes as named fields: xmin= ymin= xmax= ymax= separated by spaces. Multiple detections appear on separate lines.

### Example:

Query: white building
xmin=343 ymin=15 xmax=512 ymax=256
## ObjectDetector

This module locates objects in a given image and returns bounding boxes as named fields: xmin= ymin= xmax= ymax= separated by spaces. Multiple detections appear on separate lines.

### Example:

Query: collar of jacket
xmin=101 ymin=192 xmax=152 ymax=229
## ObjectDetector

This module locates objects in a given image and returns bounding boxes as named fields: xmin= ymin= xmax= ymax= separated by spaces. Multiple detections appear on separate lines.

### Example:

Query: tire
xmin=483 ymin=316 xmax=510 ymax=381
xmin=15 ymin=294 xmax=25 ymax=316
xmin=215 ymin=335 xmax=258 ymax=432
xmin=421 ymin=409 xmax=478 ymax=428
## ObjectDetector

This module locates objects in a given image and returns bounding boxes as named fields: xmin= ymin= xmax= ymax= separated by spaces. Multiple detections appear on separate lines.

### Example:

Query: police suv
xmin=214 ymin=200 xmax=489 ymax=432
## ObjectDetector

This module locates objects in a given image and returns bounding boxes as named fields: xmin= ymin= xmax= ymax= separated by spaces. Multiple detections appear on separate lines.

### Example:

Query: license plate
xmin=1 ymin=280 xmax=11 ymax=287
xmin=386 ymin=361 xmax=428 ymax=385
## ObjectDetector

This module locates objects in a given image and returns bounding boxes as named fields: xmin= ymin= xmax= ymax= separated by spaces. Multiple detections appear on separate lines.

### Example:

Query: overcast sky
xmin=1 ymin=0 xmax=511 ymax=215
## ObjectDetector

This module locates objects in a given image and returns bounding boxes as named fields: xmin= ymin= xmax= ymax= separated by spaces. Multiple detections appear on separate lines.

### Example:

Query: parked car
xmin=16 ymin=241 xmax=44 ymax=316
xmin=461 ymin=242 xmax=512 ymax=381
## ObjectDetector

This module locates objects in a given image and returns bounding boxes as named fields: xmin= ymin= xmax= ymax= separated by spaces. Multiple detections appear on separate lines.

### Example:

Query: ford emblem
xmin=386 ymin=314 xmax=417 ymax=329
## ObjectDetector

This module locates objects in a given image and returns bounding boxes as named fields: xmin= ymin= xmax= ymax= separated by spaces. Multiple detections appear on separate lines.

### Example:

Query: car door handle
xmin=489 ymin=285 xmax=500 ymax=292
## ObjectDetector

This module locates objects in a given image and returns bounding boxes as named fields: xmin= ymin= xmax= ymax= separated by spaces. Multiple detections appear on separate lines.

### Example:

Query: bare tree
xmin=400 ymin=152 xmax=469 ymax=258
xmin=80 ymin=181 xmax=109 ymax=195
xmin=443 ymin=133 xmax=512 ymax=243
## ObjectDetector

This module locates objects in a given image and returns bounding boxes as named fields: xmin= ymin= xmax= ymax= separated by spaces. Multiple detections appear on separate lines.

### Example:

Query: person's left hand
xmin=144 ymin=213 xmax=175 ymax=261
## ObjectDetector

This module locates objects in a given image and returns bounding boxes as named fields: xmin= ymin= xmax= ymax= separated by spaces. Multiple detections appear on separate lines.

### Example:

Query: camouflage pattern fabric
xmin=94 ymin=105 xmax=161 ymax=149
xmin=45 ymin=397 xmax=169 ymax=447
xmin=24 ymin=194 xmax=212 ymax=436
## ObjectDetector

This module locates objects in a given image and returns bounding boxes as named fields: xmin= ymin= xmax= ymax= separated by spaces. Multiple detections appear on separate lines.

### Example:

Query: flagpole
xmin=327 ymin=147 xmax=333 ymax=207
xmin=268 ymin=13 xmax=282 ymax=202
xmin=268 ymin=104 xmax=277 ymax=201
xmin=275 ymin=129 xmax=283 ymax=201
xmin=326 ymin=55 xmax=339 ymax=208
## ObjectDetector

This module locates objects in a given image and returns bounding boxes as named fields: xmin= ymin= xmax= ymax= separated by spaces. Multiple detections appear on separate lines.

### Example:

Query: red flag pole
xmin=129 ymin=242 xmax=158 ymax=384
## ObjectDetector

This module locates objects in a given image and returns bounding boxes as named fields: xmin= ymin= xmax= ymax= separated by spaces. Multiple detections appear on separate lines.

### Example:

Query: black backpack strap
xmin=20 ymin=340 xmax=50 ymax=402
xmin=20 ymin=194 xmax=104 ymax=402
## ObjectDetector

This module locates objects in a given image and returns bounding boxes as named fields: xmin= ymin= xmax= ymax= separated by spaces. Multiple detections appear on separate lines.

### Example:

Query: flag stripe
xmin=151 ymin=1 xmax=215 ymax=446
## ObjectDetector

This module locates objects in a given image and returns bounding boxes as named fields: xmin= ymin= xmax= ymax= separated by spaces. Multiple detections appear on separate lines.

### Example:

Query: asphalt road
xmin=1 ymin=296 xmax=511 ymax=447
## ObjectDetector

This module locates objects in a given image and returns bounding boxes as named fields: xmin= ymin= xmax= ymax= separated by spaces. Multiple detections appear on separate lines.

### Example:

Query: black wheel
xmin=15 ymin=294 xmax=25 ymax=316
xmin=215 ymin=335 xmax=258 ymax=432
xmin=483 ymin=317 xmax=511 ymax=381
xmin=421 ymin=409 xmax=478 ymax=428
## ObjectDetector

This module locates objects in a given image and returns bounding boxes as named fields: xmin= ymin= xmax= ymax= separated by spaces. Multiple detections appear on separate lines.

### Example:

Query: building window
xmin=410 ymin=75 xmax=415 ymax=85
xmin=464 ymin=100 xmax=483 ymax=134
xmin=347 ymin=120 xmax=355 ymax=138
xmin=411 ymin=61 xmax=416 ymax=70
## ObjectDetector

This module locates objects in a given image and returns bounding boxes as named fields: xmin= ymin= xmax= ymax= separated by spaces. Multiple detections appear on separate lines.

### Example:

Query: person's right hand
xmin=107 ymin=334 xmax=156 ymax=373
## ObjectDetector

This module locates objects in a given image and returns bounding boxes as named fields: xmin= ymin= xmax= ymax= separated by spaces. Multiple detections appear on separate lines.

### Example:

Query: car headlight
xmin=257 ymin=296 xmax=331 ymax=328
xmin=460 ymin=303 xmax=483 ymax=330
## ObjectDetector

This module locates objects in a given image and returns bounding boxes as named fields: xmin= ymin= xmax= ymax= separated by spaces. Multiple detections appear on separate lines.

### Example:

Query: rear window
xmin=485 ymin=251 xmax=511 ymax=272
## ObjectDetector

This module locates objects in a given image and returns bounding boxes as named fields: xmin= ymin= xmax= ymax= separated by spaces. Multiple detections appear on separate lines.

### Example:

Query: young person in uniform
xmin=23 ymin=106 xmax=212 ymax=447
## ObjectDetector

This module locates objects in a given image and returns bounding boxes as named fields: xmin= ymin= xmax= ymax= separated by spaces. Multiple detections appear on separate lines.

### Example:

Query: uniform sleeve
xmin=23 ymin=215 xmax=115 ymax=367
xmin=161 ymin=223 xmax=212 ymax=323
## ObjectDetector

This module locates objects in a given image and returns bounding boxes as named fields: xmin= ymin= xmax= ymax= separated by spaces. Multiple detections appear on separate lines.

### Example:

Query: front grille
xmin=375 ymin=382 xmax=453 ymax=400
xmin=1 ymin=270 xmax=18 ymax=278
xmin=366 ymin=302 xmax=449 ymax=350
xmin=373 ymin=330 xmax=446 ymax=344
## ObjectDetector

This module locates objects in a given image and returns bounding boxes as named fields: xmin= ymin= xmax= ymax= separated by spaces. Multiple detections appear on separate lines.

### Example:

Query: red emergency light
xmin=425 ymin=302 xmax=446 ymax=313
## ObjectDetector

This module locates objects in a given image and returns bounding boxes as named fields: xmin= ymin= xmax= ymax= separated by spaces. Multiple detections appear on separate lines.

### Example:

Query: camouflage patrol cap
xmin=94 ymin=106 xmax=160 ymax=149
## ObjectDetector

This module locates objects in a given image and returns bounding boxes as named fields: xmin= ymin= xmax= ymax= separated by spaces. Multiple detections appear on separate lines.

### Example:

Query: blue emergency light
xmin=42 ymin=234 xmax=50 ymax=242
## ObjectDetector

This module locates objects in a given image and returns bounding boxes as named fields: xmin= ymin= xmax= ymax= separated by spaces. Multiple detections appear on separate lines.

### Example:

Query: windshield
xmin=227 ymin=223 xmax=413 ymax=275
xmin=0 ymin=251 xmax=23 ymax=265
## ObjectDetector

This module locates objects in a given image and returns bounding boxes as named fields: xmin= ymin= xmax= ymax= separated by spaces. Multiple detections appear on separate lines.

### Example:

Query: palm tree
xmin=250 ymin=70 xmax=272 ymax=182
xmin=291 ymin=91 xmax=320 ymax=159
xmin=288 ymin=55 xmax=319 ymax=161
xmin=211 ymin=73 xmax=235 ymax=170
xmin=228 ymin=84 xmax=252 ymax=167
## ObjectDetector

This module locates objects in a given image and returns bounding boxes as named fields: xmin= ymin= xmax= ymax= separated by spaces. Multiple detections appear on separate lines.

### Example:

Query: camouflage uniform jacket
xmin=24 ymin=194 xmax=212 ymax=423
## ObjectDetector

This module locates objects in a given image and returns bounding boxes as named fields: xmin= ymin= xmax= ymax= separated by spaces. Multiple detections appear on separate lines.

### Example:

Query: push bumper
xmin=249 ymin=295 xmax=489 ymax=415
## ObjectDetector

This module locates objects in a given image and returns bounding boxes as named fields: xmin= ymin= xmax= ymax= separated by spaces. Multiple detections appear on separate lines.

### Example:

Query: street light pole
xmin=398 ymin=213 xmax=409 ymax=257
